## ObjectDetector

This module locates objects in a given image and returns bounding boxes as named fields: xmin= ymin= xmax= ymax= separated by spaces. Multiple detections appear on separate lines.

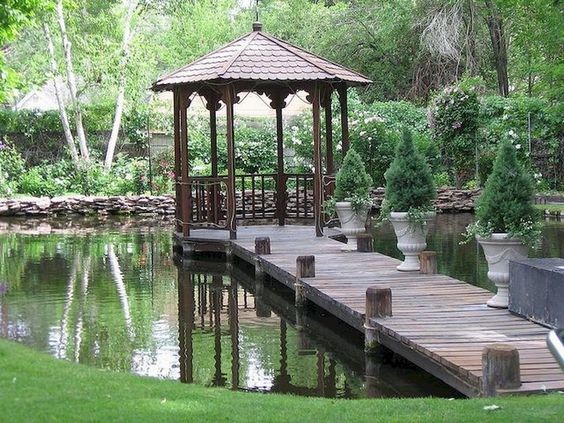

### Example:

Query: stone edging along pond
xmin=0 ymin=188 xmax=481 ymax=217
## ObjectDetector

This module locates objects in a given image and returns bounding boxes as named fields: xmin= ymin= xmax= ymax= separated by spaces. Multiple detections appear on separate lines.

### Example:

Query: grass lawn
xmin=0 ymin=339 xmax=562 ymax=422
xmin=535 ymin=203 xmax=564 ymax=214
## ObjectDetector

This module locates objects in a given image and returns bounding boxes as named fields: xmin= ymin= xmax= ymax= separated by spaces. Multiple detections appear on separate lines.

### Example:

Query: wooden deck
xmin=176 ymin=225 xmax=564 ymax=397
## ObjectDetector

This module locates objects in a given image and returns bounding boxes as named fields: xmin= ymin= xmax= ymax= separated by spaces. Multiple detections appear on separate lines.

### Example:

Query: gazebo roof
xmin=153 ymin=23 xmax=371 ymax=91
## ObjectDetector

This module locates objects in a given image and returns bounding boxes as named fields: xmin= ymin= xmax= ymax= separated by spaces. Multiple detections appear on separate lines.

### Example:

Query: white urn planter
xmin=335 ymin=201 xmax=369 ymax=251
xmin=389 ymin=211 xmax=435 ymax=271
xmin=477 ymin=234 xmax=528 ymax=309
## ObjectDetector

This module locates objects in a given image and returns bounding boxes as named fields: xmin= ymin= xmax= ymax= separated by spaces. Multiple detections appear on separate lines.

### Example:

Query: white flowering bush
xmin=431 ymin=82 xmax=480 ymax=188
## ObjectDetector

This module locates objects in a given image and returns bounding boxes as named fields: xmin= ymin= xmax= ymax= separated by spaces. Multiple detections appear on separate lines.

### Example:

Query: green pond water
xmin=0 ymin=214 xmax=562 ymax=398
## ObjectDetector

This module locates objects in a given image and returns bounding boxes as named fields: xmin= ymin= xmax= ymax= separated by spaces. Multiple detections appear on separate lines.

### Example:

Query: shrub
xmin=0 ymin=139 xmax=25 ymax=197
xmin=18 ymin=167 xmax=60 ymax=197
xmin=334 ymin=148 xmax=372 ymax=201
xmin=479 ymin=95 xmax=563 ymax=190
xmin=467 ymin=140 xmax=541 ymax=247
xmin=326 ymin=148 xmax=372 ymax=214
xmin=234 ymin=121 xmax=276 ymax=173
xmin=383 ymin=130 xmax=436 ymax=213
xmin=431 ymin=83 xmax=480 ymax=188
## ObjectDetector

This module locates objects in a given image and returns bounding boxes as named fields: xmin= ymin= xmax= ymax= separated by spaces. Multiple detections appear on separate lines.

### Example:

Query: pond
xmin=0 ymin=214 xmax=562 ymax=398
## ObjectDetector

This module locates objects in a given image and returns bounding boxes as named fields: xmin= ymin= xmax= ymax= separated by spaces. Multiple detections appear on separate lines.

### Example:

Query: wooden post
xmin=208 ymin=93 xmax=220 ymax=224
xmin=275 ymin=99 xmax=286 ymax=226
xmin=296 ymin=255 xmax=315 ymax=278
xmin=179 ymin=89 xmax=191 ymax=237
xmin=312 ymin=83 xmax=323 ymax=237
xmin=482 ymin=344 xmax=521 ymax=396
xmin=364 ymin=286 xmax=392 ymax=352
xmin=255 ymin=237 xmax=271 ymax=255
xmin=357 ymin=234 xmax=373 ymax=252
xmin=295 ymin=255 xmax=314 ymax=308
xmin=324 ymin=92 xmax=334 ymax=176
xmin=224 ymin=86 xmax=237 ymax=240
xmin=177 ymin=269 xmax=194 ymax=383
xmin=254 ymin=258 xmax=264 ymax=279
xmin=365 ymin=287 xmax=392 ymax=321
xmin=364 ymin=355 xmax=382 ymax=398
xmin=338 ymin=84 xmax=349 ymax=157
xmin=173 ymin=89 xmax=182 ymax=234
xmin=229 ymin=278 xmax=239 ymax=390
xmin=420 ymin=251 xmax=437 ymax=274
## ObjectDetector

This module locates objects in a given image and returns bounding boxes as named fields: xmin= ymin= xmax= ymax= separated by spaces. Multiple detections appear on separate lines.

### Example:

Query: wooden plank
xmin=178 ymin=224 xmax=564 ymax=397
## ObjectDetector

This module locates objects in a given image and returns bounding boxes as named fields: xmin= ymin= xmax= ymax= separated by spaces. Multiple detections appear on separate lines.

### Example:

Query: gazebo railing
xmin=185 ymin=172 xmax=334 ymax=229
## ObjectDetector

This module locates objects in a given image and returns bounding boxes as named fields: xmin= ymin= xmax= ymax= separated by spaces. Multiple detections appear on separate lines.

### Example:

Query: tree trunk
xmin=485 ymin=0 xmax=509 ymax=97
xmin=43 ymin=22 xmax=80 ymax=165
xmin=55 ymin=0 xmax=89 ymax=160
xmin=464 ymin=0 xmax=478 ymax=75
xmin=104 ymin=0 xmax=138 ymax=170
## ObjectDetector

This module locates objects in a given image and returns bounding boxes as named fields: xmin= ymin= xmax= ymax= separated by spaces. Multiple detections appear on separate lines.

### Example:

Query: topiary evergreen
xmin=469 ymin=139 xmax=540 ymax=246
xmin=325 ymin=148 xmax=372 ymax=215
xmin=334 ymin=148 xmax=372 ymax=201
xmin=383 ymin=130 xmax=436 ymax=213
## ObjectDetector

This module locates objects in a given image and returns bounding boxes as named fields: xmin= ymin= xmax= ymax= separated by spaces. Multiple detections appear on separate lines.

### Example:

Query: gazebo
xmin=153 ymin=22 xmax=371 ymax=240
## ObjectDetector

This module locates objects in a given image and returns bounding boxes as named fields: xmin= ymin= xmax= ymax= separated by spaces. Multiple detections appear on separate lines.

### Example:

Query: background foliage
xmin=1 ymin=0 xmax=562 ymax=196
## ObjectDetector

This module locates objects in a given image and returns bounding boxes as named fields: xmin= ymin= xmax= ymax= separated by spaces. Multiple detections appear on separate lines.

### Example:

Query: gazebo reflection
xmin=175 ymin=262 xmax=458 ymax=398
xmin=176 ymin=264 xmax=343 ymax=396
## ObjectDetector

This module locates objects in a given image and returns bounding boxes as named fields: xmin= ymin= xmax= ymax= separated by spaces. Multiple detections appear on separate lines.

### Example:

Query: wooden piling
xmin=364 ymin=286 xmax=392 ymax=353
xmin=366 ymin=287 xmax=392 ymax=321
xmin=420 ymin=251 xmax=437 ymax=274
xmin=296 ymin=255 xmax=315 ymax=278
xmin=357 ymin=234 xmax=374 ymax=252
xmin=255 ymin=237 xmax=271 ymax=255
xmin=294 ymin=255 xmax=314 ymax=308
xmin=254 ymin=258 xmax=265 ymax=279
xmin=482 ymin=344 xmax=521 ymax=396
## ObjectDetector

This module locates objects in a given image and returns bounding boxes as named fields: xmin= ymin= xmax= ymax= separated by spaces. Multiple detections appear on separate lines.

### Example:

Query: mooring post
xmin=364 ymin=286 xmax=392 ymax=354
xmin=420 ymin=251 xmax=437 ymax=274
xmin=482 ymin=343 xmax=521 ymax=396
xmin=254 ymin=237 xmax=270 ymax=279
xmin=364 ymin=355 xmax=382 ymax=398
xmin=255 ymin=289 xmax=271 ymax=318
xmin=357 ymin=234 xmax=374 ymax=252
xmin=254 ymin=258 xmax=265 ymax=279
xmin=255 ymin=237 xmax=271 ymax=255
xmin=295 ymin=255 xmax=315 ymax=308
xmin=225 ymin=244 xmax=234 ymax=272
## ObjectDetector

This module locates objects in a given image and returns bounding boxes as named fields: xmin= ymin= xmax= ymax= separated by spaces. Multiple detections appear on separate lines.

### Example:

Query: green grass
xmin=535 ymin=204 xmax=564 ymax=214
xmin=0 ymin=340 xmax=562 ymax=422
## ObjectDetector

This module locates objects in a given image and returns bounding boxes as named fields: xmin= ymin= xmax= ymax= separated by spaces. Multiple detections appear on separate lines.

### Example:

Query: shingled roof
xmin=153 ymin=23 xmax=371 ymax=91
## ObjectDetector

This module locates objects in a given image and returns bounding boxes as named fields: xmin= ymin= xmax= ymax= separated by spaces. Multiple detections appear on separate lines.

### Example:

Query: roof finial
xmin=252 ymin=0 xmax=262 ymax=32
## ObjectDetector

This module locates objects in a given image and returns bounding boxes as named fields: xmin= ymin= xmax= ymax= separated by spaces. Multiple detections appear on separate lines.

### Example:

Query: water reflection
xmin=4 ymin=215 xmax=561 ymax=398
xmin=372 ymin=213 xmax=564 ymax=291
xmin=175 ymin=258 xmax=460 ymax=398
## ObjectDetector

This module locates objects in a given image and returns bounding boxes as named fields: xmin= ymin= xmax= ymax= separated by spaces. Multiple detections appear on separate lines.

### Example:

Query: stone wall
xmin=370 ymin=187 xmax=480 ymax=213
xmin=0 ymin=195 xmax=176 ymax=217
xmin=0 ymin=187 xmax=481 ymax=218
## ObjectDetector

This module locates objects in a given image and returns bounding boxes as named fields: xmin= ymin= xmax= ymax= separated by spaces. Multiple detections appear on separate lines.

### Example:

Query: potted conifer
xmin=325 ymin=148 xmax=373 ymax=251
xmin=465 ymin=140 xmax=541 ymax=308
xmin=382 ymin=130 xmax=436 ymax=271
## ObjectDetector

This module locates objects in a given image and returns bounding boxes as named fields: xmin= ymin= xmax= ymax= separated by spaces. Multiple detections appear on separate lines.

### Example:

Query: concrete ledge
xmin=509 ymin=258 xmax=564 ymax=328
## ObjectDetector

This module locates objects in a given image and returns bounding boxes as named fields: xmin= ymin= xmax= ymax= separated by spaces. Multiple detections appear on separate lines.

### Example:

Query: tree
xmin=0 ymin=0 xmax=48 ymax=102
xmin=54 ymin=0 xmax=89 ymax=160
xmin=104 ymin=0 xmax=139 ymax=170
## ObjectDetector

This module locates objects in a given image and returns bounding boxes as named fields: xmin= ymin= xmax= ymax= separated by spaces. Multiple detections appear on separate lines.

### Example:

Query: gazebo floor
xmin=174 ymin=224 xmax=564 ymax=397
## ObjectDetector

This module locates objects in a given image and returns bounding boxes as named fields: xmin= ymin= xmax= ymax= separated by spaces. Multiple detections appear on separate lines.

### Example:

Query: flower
xmin=452 ymin=122 xmax=462 ymax=129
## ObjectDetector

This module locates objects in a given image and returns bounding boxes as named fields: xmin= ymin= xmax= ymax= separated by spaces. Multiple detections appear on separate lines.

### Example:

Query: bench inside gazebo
xmin=153 ymin=22 xmax=371 ymax=249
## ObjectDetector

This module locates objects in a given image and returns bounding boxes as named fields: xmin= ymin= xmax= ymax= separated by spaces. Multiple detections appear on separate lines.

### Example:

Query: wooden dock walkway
xmin=177 ymin=225 xmax=564 ymax=397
